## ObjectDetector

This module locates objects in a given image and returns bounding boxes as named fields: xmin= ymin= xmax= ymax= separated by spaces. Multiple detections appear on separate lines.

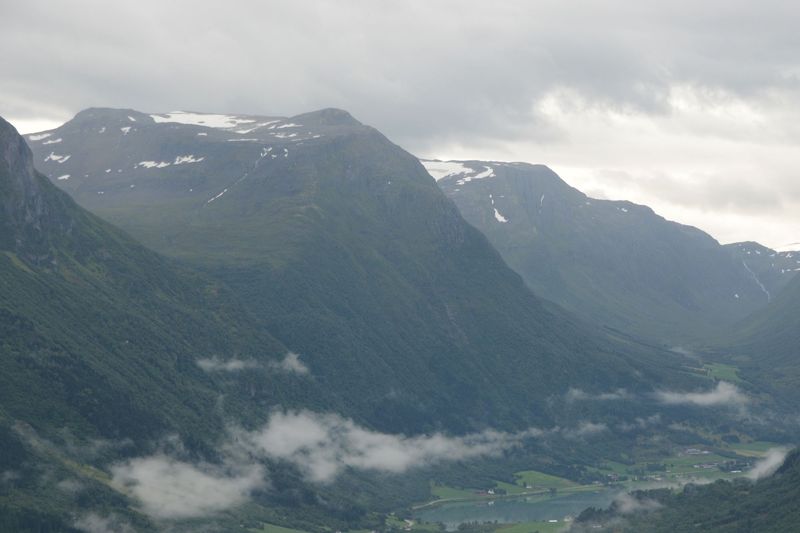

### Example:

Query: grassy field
xmin=430 ymin=482 xmax=478 ymax=500
xmin=252 ymin=524 xmax=308 ymax=533
xmin=729 ymin=441 xmax=783 ymax=457
xmin=704 ymin=363 xmax=742 ymax=383
xmin=513 ymin=471 xmax=578 ymax=490
xmin=495 ymin=520 xmax=567 ymax=533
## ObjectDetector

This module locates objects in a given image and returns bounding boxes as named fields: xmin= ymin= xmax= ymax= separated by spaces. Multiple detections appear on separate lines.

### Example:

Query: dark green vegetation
xmin=27 ymin=108 xmax=702 ymax=434
xmin=428 ymin=160 xmax=798 ymax=344
xmin=13 ymin=109 xmax=798 ymax=531
xmin=3 ymin=115 xmax=445 ymax=532
xmin=0 ymin=115 xmax=356 ymax=530
xmin=574 ymin=449 xmax=800 ymax=532
xmin=713 ymin=272 xmax=800 ymax=405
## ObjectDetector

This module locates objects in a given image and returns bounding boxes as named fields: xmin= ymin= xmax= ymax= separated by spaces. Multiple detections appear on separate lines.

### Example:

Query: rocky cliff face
xmin=0 ymin=117 xmax=73 ymax=265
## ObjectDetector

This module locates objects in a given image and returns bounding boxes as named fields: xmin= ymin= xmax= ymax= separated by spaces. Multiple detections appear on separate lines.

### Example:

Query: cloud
xmin=561 ymin=421 xmax=609 ymax=440
xmin=233 ymin=410 xmax=541 ymax=483
xmin=56 ymin=478 xmax=84 ymax=494
xmin=109 ymin=410 xmax=611 ymax=518
xmin=653 ymin=381 xmax=748 ymax=407
xmin=110 ymin=454 xmax=265 ymax=520
xmin=74 ymin=513 xmax=134 ymax=533
xmin=196 ymin=357 xmax=260 ymax=372
xmin=613 ymin=492 xmax=663 ymax=515
xmin=566 ymin=388 xmax=631 ymax=402
xmin=0 ymin=470 xmax=20 ymax=484
xmin=197 ymin=352 xmax=309 ymax=374
xmin=747 ymin=447 xmax=791 ymax=481
xmin=2 ymin=1 xmax=800 ymax=246
xmin=617 ymin=414 xmax=661 ymax=432
xmin=269 ymin=351 xmax=309 ymax=375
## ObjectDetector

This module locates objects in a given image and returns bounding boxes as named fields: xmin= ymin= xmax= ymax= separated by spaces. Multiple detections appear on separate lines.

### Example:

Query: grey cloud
xmin=232 ymin=410 xmax=543 ymax=483
xmin=269 ymin=351 xmax=309 ymax=375
xmin=196 ymin=357 xmax=260 ymax=372
xmin=566 ymin=388 xmax=631 ymax=402
xmin=591 ymin=168 xmax=785 ymax=214
xmin=197 ymin=351 xmax=309 ymax=374
xmin=56 ymin=478 xmax=84 ymax=494
xmin=1 ymin=1 xmax=798 ymax=147
xmin=74 ymin=513 xmax=135 ymax=533
xmin=110 ymin=454 xmax=265 ymax=520
xmin=653 ymin=381 xmax=748 ymax=407
xmin=746 ymin=447 xmax=791 ymax=481
xmin=561 ymin=421 xmax=609 ymax=440
xmin=111 ymin=409 xmax=611 ymax=517
xmin=2 ymin=1 xmax=799 ymax=245
xmin=616 ymin=414 xmax=662 ymax=433
xmin=613 ymin=492 xmax=663 ymax=515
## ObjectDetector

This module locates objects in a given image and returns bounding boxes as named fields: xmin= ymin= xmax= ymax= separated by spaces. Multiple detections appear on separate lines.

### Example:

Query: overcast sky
xmin=2 ymin=1 xmax=798 ymax=248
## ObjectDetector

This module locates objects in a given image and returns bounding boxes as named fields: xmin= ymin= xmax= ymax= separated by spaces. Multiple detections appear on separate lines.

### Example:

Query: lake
xmin=415 ymin=489 xmax=618 ymax=530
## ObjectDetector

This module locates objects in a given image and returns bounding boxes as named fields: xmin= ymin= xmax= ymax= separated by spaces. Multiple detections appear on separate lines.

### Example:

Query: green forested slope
xmin=428 ymin=160 xmax=795 ymax=343
xmin=0 ymin=115 xmax=335 ymax=530
xmin=28 ymin=109 xmax=703 ymax=434
xmin=574 ymin=449 xmax=800 ymax=532
xmin=717 ymin=274 xmax=800 ymax=403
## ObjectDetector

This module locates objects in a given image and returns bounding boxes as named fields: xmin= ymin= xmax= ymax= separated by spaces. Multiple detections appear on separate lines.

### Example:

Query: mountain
xmin=0 ymin=115 xmax=336 ymax=530
xmin=26 ymin=108 xmax=699 ymax=435
xmin=424 ymin=160 xmax=798 ymax=343
xmin=573 ymin=449 xmax=800 ymax=532
xmin=724 ymin=242 xmax=800 ymax=302
xmin=716 ymin=272 xmax=800 ymax=403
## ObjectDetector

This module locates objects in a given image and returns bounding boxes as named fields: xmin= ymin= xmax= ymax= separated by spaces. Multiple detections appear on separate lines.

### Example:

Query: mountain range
xmin=425 ymin=160 xmax=798 ymax=344
xmin=9 ymin=107 xmax=798 ymax=531
xmin=24 ymin=107 xmax=703 ymax=434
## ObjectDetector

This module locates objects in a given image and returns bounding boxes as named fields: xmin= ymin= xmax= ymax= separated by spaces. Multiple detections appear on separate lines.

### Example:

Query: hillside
xmin=573 ymin=449 xmax=800 ymax=532
xmin=425 ymin=160 xmax=797 ymax=343
xmin=26 ymin=108 xmax=700 ymax=434
xmin=717 ymin=273 xmax=800 ymax=403
xmin=0 ymin=115 xmax=334 ymax=530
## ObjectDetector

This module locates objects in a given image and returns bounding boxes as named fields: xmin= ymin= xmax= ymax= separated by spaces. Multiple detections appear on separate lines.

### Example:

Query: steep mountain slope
xmin=27 ymin=108 xmax=699 ymax=434
xmin=717 ymin=273 xmax=800 ymax=403
xmin=425 ymin=160 xmax=797 ymax=343
xmin=724 ymin=242 xmax=800 ymax=302
xmin=574 ymin=449 xmax=800 ymax=532
xmin=0 ymin=116 xmax=334 ymax=529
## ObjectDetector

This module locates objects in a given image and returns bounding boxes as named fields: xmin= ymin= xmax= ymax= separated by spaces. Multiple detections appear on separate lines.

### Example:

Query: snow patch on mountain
xmin=174 ymin=155 xmax=204 ymax=165
xmin=28 ymin=132 xmax=52 ymax=141
xmin=207 ymin=188 xmax=229 ymax=204
xmin=235 ymin=120 xmax=280 ymax=134
xmin=420 ymin=160 xmax=471 ymax=181
xmin=136 ymin=155 xmax=205 ymax=169
xmin=461 ymin=166 xmax=495 ymax=184
xmin=137 ymin=161 xmax=171 ymax=169
xmin=44 ymin=152 xmax=71 ymax=164
xmin=151 ymin=111 xmax=257 ymax=130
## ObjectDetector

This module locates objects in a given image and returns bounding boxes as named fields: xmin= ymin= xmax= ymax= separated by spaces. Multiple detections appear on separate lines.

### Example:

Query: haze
xmin=1 ymin=0 xmax=798 ymax=248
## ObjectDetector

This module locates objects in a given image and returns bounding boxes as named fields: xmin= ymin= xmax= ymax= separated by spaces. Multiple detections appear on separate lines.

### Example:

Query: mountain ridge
xmin=25 ymin=107 xmax=702 ymax=434
xmin=425 ymin=158 xmax=798 ymax=343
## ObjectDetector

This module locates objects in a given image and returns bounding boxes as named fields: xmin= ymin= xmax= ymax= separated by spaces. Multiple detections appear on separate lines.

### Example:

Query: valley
xmin=4 ymin=4 xmax=800 ymax=532
xmin=0 ymin=107 xmax=797 ymax=532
